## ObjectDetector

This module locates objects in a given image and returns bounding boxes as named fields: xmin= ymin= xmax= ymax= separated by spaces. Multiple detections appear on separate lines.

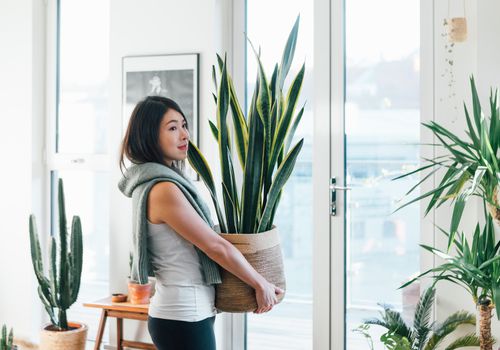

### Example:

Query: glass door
xmin=316 ymin=0 xmax=422 ymax=348
xmin=238 ymin=1 xmax=421 ymax=348
xmin=245 ymin=1 xmax=315 ymax=349
xmin=341 ymin=0 xmax=422 ymax=349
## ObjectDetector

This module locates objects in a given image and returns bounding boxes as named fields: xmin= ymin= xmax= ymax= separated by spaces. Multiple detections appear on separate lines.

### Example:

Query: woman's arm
xmin=148 ymin=181 xmax=283 ymax=313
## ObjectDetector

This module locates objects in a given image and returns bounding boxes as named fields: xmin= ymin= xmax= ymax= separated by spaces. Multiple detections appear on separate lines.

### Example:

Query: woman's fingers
xmin=254 ymin=303 xmax=274 ymax=314
xmin=254 ymin=282 xmax=283 ymax=314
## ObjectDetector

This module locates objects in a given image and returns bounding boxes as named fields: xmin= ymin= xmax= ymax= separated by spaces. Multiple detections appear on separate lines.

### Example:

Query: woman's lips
xmin=178 ymin=145 xmax=188 ymax=151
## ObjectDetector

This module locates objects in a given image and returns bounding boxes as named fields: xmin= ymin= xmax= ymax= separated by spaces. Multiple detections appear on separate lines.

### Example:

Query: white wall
xmin=0 ymin=0 xmax=44 ymax=341
xmin=109 ymin=0 xmax=230 ymax=346
xmin=477 ymin=0 xmax=500 ymax=95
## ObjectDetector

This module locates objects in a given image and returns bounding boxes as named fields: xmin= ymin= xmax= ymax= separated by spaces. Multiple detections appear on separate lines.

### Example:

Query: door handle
xmin=330 ymin=177 xmax=351 ymax=216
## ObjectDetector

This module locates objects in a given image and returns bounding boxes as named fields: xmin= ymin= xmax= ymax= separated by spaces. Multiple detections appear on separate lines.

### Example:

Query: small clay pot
xmin=127 ymin=280 xmax=152 ymax=304
xmin=111 ymin=293 xmax=127 ymax=303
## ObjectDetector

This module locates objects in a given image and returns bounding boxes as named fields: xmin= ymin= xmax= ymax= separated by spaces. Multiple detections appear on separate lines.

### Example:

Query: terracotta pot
xmin=215 ymin=225 xmax=286 ymax=312
xmin=128 ymin=280 xmax=152 ymax=304
xmin=39 ymin=322 xmax=87 ymax=350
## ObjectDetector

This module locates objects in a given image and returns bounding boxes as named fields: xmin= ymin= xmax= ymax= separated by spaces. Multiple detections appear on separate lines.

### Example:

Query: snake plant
xmin=29 ymin=179 xmax=83 ymax=330
xmin=394 ymin=76 xmax=500 ymax=249
xmin=188 ymin=16 xmax=305 ymax=233
xmin=354 ymin=287 xmax=480 ymax=350
xmin=0 ymin=325 xmax=14 ymax=350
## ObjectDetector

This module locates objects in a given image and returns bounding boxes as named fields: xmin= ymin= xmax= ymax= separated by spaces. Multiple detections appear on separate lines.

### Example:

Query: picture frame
xmin=122 ymin=53 xmax=199 ymax=181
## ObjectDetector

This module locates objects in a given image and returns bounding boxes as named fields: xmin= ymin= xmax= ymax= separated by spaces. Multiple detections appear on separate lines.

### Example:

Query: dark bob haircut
xmin=119 ymin=95 xmax=189 ymax=174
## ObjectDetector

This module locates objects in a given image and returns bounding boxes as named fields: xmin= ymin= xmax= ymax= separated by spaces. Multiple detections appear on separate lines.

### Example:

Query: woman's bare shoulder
xmin=148 ymin=182 xmax=186 ymax=224
xmin=149 ymin=181 xmax=183 ymax=205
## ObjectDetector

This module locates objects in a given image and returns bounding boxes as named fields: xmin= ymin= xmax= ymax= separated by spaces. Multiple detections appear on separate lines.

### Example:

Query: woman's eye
xmin=170 ymin=127 xmax=176 ymax=131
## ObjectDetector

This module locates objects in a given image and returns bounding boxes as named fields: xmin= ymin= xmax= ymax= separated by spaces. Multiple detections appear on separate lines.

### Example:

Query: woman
xmin=119 ymin=96 xmax=283 ymax=350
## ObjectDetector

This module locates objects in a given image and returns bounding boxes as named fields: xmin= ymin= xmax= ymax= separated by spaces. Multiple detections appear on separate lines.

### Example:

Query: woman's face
xmin=158 ymin=109 xmax=189 ymax=166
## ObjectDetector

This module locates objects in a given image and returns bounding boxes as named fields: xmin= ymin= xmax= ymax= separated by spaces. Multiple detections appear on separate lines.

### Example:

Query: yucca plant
xmin=188 ymin=16 xmax=305 ymax=234
xmin=0 ymin=325 xmax=14 ymax=350
xmin=29 ymin=179 xmax=83 ymax=330
xmin=395 ymin=76 xmax=500 ymax=248
xmin=354 ymin=288 xmax=480 ymax=350
xmin=400 ymin=215 xmax=500 ymax=350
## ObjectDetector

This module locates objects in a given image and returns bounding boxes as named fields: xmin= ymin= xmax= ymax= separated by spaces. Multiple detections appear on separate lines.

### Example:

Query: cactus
xmin=29 ymin=179 xmax=83 ymax=330
xmin=0 ymin=325 xmax=14 ymax=350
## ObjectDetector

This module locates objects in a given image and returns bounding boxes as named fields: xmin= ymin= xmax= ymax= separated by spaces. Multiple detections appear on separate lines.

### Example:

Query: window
xmin=47 ymin=0 xmax=110 ymax=341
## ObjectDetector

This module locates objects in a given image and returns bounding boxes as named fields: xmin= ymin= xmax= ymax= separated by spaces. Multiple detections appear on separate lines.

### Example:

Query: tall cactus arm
xmin=37 ymin=286 xmax=57 ymax=326
xmin=49 ymin=237 xmax=58 ymax=306
xmin=29 ymin=215 xmax=56 ymax=308
xmin=7 ymin=328 xmax=13 ymax=349
xmin=29 ymin=215 xmax=45 ymax=282
xmin=70 ymin=216 xmax=83 ymax=303
xmin=1 ymin=325 xmax=6 ymax=350
xmin=58 ymin=179 xmax=71 ymax=312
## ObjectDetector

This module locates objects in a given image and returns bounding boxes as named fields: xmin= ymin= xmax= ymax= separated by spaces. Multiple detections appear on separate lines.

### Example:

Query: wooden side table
xmin=84 ymin=297 xmax=156 ymax=350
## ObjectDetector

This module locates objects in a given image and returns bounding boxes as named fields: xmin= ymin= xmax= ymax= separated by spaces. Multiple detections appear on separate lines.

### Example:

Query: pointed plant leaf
xmin=278 ymin=15 xmax=300 ymax=90
xmin=187 ymin=140 xmax=228 ymax=233
xmin=258 ymin=139 xmax=303 ymax=232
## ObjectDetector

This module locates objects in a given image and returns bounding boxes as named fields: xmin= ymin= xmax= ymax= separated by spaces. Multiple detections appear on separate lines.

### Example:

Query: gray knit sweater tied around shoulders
xmin=118 ymin=162 xmax=222 ymax=285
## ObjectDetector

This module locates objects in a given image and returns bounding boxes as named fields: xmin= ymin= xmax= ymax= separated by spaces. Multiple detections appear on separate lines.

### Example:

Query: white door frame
xmin=223 ymin=0 xmax=248 ymax=349
xmin=314 ymin=0 xmax=347 ymax=349
xmin=313 ymin=0 xmax=338 ymax=349
xmin=329 ymin=0 xmax=347 ymax=347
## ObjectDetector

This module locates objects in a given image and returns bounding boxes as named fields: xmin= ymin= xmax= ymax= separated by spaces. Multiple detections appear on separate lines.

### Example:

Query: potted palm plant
xmin=29 ymin=179 xmax=87 ymax=350
xmin=354 ymin=287 xmax=480 ymax=350
xmin=395 ymin=76 xmax=499 ymax=248
xmin=395 ymin=77 xmax=500 ymax=350
xmin=0 ymin=325 xmax=15 ymax=350
xmin=400 ymin=216 xmax=499 ymax=350
xmin=188 ymin=16 xmax=305 ymax=312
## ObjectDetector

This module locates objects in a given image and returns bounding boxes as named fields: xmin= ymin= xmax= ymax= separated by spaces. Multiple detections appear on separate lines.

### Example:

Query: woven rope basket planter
xmin=215 ymin=226 xmax=286 ymax=312
xmin=39 ymin=322 xmax=87 ymax=350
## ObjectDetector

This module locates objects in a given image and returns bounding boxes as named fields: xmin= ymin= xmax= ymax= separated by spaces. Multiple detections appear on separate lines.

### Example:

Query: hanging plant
xmin=448 ymin=0 xmax=468 ymax=43
xmin=440 ymin=0 xmax=467 ymax=112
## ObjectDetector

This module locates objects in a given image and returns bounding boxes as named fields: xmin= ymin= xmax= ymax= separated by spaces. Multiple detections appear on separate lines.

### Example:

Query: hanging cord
xmin=448 ymin=0 xmax=466 ymax=18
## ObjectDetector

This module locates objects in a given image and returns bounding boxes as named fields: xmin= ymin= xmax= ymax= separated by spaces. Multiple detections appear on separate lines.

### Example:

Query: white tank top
xmin=147 ymin=221 xmax=216 ymax=321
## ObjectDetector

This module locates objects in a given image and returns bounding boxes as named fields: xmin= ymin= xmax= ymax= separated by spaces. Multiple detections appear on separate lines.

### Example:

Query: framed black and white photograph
xmin=122 ymin=53 xmax=199 ymax=181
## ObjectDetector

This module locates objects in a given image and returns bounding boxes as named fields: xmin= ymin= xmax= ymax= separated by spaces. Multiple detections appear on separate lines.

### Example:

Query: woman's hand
xmin=254 ymin=281 xmax=284 ymax=314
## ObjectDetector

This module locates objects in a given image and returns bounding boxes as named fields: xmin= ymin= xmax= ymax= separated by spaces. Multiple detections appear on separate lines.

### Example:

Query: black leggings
xmin=148 ymin=316 xmax=216 ymax=350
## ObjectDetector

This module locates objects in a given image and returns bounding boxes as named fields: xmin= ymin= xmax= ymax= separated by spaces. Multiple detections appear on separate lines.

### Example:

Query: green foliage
xmin=356 ymin=288 xmax=479 ymax=350
xmin=394 ymin=76 xmax=500 ymax=249
xmin=353 ymin=324 xmax=375 ymax=350
xmin=0 ymin=325 xmax=14 ymax=350
xmin=29 ymin=179 xmax=83 ymax=330
xmin=188 ymin=16 xmax=305 ymax=233
xmin=400 ymin=215 xmax=500 ymax=320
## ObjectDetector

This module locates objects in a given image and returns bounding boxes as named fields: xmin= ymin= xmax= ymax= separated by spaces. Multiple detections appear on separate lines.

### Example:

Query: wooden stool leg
xmin=117 ymin=317 xmax=123 ymax=350
xmin=94 ymin=310 xmax=108 ymax=350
